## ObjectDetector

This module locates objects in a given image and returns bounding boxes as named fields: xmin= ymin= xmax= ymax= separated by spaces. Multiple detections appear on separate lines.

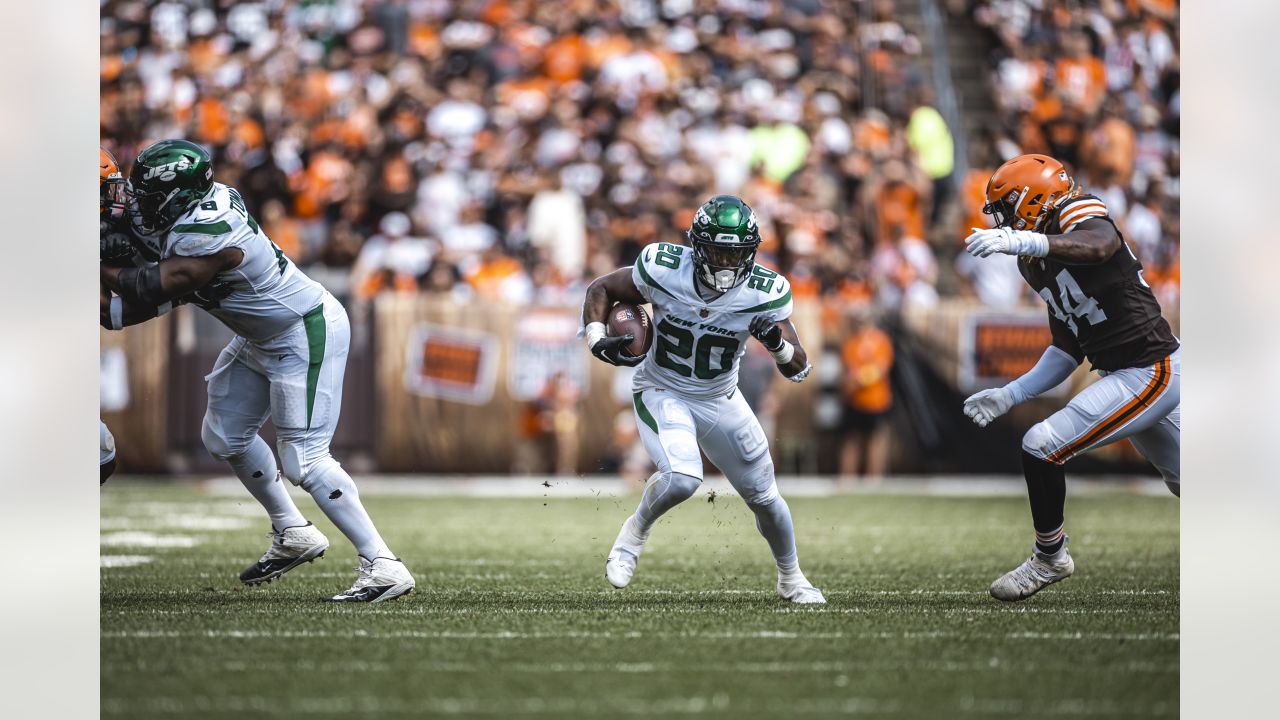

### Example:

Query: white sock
xmin=227 ymin=436 xmax=307 ymax=530
xmin=301 ymin=459 xmax=393 ymax=560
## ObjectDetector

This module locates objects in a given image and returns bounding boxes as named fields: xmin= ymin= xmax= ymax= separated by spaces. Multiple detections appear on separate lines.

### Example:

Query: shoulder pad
xmin=1058 ymin=194 xmax=1110 ymax=232
xmin=634 ymin=242 xmax=686 ymax=299
xmin=739 ymin=265 xmax=792 ymax=314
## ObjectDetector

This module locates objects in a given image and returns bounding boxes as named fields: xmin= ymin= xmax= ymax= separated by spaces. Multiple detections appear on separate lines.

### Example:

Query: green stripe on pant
xmin=303 ymin=304 xmax=326 ymax=429
xmin=633 ymin=391 xmax=658 ymax=434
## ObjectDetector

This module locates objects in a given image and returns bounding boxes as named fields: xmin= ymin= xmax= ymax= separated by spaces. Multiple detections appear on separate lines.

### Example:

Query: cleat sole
xmin=240 ymin=545 xmax=328 ymax=586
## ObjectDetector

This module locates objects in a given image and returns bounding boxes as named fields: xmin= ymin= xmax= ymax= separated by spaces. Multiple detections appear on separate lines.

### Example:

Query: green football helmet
xmin=127 ymin=139 xmax=215 ymax=238
xmin=687 ymin=195 xmax=762 ymax=292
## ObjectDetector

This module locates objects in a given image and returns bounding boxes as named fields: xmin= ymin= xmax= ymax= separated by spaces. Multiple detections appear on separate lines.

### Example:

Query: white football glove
xmin=964 ymin=227 xmax=1049 ymax=259
xmin=963 ymin=387 xmax=1016 ymax=428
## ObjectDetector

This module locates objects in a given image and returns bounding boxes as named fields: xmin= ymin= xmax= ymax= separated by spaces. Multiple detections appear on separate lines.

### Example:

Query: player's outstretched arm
xmin=749 ymin=316 xmax=811 ymax=381
xmin=582 ymin=267 xmax=648 ymax=367
xmin=100 ymin=248 xmax=243 ymax=329
xmin=963 ymin=344 xmax=1081 ymax=428
xmin=965 ymin=217 xmax=1120 ymax=265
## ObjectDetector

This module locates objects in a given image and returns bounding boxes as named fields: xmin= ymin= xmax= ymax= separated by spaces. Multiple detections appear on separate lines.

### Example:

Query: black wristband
xmin=117 ymin=264 xmax=165 ymax=306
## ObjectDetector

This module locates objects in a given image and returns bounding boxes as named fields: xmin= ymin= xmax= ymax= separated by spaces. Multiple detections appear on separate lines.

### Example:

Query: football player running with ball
xmin=582 ymin=196 xmax=825 ymax=604
xmin=962 ymin=154 xmax=1180 ymax=601
xmin=99 ymin=140 xmax=414 ymax=603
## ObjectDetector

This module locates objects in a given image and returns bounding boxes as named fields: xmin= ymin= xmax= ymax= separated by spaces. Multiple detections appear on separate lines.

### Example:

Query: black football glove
xmin=101 ymin=226 xmax=136 ymax=267
xmin=748 ymin=315 xmax=784 ymax=352
xmin=590 ymin=334 xmax=645 ymax=367
xmin=182 ymin=280 xmax=234 ymax=310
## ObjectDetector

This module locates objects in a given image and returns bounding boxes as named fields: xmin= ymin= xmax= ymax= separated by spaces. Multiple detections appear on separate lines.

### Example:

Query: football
xmin=606 ymin=302 xmax=652 ymax=357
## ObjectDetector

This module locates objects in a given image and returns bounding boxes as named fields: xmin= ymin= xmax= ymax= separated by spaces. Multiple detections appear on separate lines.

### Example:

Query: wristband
xmin=769 ymin=339 xmax=795 ymax=365
xmin=109 ymin=296 xmax=124 ymax=330
xmin=584 ymin=321 xmax=606 ymax=349
xmin=156 ymin=301 xmax=174 ymax=317
xmin=1023 ymin=231 xmax=1049 ymax=258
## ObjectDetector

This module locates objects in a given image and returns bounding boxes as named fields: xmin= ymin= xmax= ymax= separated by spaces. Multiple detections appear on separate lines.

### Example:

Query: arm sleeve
xmin=1005 ymin=344 xmax=1081 ymax=404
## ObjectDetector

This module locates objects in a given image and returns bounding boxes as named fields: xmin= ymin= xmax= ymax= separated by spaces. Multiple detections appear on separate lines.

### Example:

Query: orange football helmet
xmin=982 ymin=154 xmax=1079 ymax=232
xmin=100 ymin=145 xmax=125 ymax=218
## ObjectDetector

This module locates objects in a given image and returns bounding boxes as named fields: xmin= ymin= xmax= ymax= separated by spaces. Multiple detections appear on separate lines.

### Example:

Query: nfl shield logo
xmin=698 ymin=309 xmax=710 ymax=319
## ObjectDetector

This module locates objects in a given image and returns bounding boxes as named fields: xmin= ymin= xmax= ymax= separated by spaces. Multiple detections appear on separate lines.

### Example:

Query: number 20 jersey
xmin=156 ymin=182 xmax=325 ymax=343
xmin=630 ymin=242 xmax=794 ymax=399
xmin=1019 ymin=194 xmax=1179 ymax=372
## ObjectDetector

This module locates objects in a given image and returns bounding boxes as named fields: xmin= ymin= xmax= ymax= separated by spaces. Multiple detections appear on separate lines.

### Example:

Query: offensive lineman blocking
xmin=100 ymin=140 xmax=413 ymax=602
xmin=582 ymin=196 xmax=825 ymax=603
xmin=962 ymin=154 xmax=1180 ymax=601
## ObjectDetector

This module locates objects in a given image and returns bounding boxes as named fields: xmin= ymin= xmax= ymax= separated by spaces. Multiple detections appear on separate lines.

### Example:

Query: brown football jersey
xmin=1018 ymin=194 xmax=1179 ymax=371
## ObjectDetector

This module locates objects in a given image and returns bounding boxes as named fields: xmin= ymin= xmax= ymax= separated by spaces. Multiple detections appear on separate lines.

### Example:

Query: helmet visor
xmin=101 ymin=178 xmax=126 ymax=218
xmin=700 ymin=242 xmax=755 ymax=269
xmin=982 ymin=191 xmax=1021 ymax=229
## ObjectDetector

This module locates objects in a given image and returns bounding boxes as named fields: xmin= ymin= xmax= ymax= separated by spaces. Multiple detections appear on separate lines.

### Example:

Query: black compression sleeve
xmin=117 ymin=264 xmax=166 ymax=306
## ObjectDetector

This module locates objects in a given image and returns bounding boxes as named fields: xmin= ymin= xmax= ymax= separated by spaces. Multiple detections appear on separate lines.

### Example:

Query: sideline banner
xmin=958 ymin=312 xmax=1059 ymax=393
xmin=404 ymin=323 xmax=499 ymax=405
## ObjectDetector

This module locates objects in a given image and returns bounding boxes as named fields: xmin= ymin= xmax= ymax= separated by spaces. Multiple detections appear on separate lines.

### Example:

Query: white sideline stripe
xmin=100 ymin=515 xmax=252 ymax=531
xmin=124 ymin=474 xmax=1173 ymax=499
xmin=100 ymin=555 xmax=154 ymax=568
xmin=101 ymin=629 xmax=1178 ymax=641
xmin=99 ymin=532 xmax=201 ymax=548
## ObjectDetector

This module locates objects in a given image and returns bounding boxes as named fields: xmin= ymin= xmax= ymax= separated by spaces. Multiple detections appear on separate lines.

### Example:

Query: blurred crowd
xmin=959 ymin=0 xmax=1180 ymax=310
xmin=101 ymin=0 xmax=950 ymax=319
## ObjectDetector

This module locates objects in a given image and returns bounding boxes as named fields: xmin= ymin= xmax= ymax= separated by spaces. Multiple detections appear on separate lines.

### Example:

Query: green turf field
xmin=101 ymin=483 xmax=1178 ymax=719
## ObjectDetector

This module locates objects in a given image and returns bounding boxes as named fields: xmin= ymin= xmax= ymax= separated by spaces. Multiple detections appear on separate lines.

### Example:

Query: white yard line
xmin=100 ymin=555 xmax=154 ymax=568
xmin=99 ymin=532 xmax=201 ymax=548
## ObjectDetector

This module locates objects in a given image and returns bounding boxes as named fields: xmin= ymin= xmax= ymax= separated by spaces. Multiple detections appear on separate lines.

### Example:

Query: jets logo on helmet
xmin=687 ymin=195 xmax=763 ymax=292
xmin=142 ymin=156 xmax=194 ymax=182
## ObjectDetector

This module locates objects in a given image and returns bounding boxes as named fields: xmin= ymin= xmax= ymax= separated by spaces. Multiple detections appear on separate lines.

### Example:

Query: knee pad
xmin=278 ymin=440 xmax=337 ymax=487
xmin=1021 ymin=422 xmax=1057 ymax=461
xmin=738 ymin=461 xmax=780 ymax=507
xmin=665 ymin=472 xmax=702 ymax=502
xmin=201 ymin=413 xmax=246 ymax=460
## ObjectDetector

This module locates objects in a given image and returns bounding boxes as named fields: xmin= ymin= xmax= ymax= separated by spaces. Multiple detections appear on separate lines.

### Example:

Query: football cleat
xmin=605 ymin=515 xmax=648 ymax=589
xmin=328 ymin=557 xmax=415 ymax=603
xmin=777 ymin=574 xmax=827 ymax=604
xmin=989 ymin=540 xmax=1075 ymax=602
xmin=239 ymin=522 xmax=329 ymax=585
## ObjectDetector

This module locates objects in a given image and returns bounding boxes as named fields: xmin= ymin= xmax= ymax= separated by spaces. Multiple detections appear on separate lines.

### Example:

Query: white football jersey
xmin=158 ymin=182 xmax=325 ymax=342
xmin=630 ymin=242 xmax=793 ymax=399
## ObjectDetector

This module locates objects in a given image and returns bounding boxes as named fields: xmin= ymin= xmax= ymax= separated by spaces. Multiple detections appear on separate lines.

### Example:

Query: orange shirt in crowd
xmin=466 ymin=255 xmax=524 ymax=299
xmin=842 ymin=327 xmax=894 ymax=414
xmin=544 ymin=34 xmax=587 ymax=84
xmin=959 ymin=168 xmax=994 ymax=241
xmin=1055 ymin=55 xmax=1106 ymax=111
xmin=194 ymin=97 xmax=230 ymax=146
xmin=1081 ymin=116 xmax=1135 ymax=186
xmin=876 ymin=183 xmax=925 ymax=243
